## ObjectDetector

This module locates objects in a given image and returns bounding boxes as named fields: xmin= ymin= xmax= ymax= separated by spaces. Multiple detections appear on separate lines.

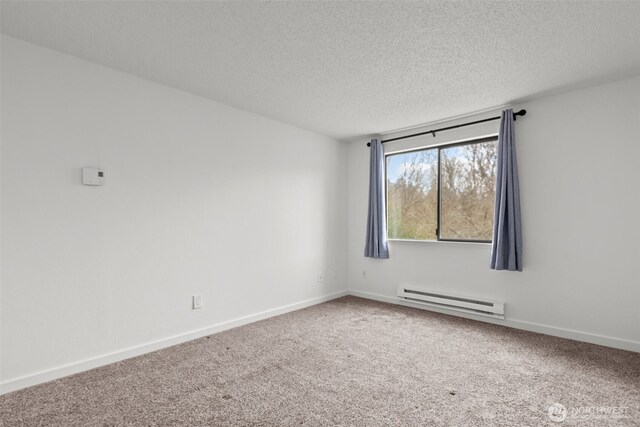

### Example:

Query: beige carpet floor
xmin=1 ymin=296 xmax=639 ymax=426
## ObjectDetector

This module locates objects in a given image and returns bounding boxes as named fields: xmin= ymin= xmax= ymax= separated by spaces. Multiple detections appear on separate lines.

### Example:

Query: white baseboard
xmin=349 ymin=289 xmax=640 ymax=353
xmin=3 ymin=288 xmax=637 ymax=396
xmin=0 ymin=290 xmax=348 ymax=396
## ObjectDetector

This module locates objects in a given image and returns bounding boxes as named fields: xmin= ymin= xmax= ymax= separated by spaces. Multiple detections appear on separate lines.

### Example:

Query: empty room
xmin=1 ymin=1 xmax=639 ymax=426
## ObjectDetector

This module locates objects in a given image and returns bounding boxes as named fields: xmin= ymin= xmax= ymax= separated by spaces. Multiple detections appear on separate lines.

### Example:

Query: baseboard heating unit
xmin=397 ymin=286 xmax=505 ymax=319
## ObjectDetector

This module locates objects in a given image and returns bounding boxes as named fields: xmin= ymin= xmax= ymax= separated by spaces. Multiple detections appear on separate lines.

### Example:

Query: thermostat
xmin=82 ymin=167 xmax=104 ymax=186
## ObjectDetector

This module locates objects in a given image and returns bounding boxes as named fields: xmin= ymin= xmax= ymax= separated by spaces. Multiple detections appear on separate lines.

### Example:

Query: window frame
xmin=385 ymin=134 xmax=499 ymax=244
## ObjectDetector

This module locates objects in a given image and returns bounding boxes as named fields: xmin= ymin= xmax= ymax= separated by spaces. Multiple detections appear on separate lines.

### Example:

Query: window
xmin=386 ymin=136 xmax=498 ymax=243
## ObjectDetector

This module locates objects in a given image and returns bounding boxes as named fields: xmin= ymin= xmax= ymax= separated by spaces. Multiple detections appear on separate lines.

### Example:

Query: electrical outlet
xmin=192 ymin=295 xmax=203 ymax=309
xmin=317 ymin=272 xmax=324 ymax=283
xmin=361 ymin=270 xmax=367 ymax=279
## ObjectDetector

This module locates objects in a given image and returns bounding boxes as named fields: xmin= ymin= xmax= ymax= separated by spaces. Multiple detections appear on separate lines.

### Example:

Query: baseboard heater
xmin=397 ymin=286 xmax=505 ymax=319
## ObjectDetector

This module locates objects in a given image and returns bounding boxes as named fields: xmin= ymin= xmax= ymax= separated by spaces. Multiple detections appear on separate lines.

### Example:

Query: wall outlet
xmin=317 ymin=272 xmax=324 ymax=283
xmin=192 ymin=295 xmax=203 ymax=309
xmin=361 ymin=270 xmax=367 ymax=279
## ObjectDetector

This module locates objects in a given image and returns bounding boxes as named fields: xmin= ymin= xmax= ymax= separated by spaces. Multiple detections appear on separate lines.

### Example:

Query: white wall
xmin=0 ymin=36 xmax=348 ymax=391
xmin=348 ymin=75 xmax=640 ymax=351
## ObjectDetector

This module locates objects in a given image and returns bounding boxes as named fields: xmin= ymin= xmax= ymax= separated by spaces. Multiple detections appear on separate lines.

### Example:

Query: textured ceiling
xmin=2 ymin=1 xmax=640 ymax=141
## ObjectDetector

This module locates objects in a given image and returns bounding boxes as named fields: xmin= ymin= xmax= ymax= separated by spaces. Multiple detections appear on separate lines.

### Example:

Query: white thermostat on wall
xmin=82 ymin=167 xmax=104 ymax=186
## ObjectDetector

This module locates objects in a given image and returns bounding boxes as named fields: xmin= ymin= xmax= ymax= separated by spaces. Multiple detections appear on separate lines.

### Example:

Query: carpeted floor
xmin=1 ymin=296 xmax=639 ymax=426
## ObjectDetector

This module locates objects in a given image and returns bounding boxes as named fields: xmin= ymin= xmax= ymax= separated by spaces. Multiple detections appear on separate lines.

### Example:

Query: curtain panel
xmin=490 ymin=109 xmax=523 ymax=271
xmin=364 ymin=138 xmax=389 ymax=259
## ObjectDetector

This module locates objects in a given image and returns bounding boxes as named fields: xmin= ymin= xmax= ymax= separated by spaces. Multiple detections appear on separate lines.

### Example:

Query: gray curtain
xmin=490 ymin=109 xmax=522 ymax=271
xmin=364 ymin=138 xmax=389 ymax=259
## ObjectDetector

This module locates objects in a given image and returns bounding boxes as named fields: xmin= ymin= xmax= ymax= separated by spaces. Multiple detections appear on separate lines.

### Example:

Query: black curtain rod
xmin=367 ymin=109 xmax=527 ymax=147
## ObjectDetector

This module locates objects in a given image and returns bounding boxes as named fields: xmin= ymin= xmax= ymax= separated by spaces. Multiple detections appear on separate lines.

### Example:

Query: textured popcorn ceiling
xmin=2 ymin=1 xmax=640 ymax=140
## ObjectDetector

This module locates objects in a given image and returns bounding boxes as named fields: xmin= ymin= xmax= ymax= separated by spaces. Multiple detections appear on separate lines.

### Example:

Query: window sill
xmin=387 ymin=238 xmax=492 ymax=246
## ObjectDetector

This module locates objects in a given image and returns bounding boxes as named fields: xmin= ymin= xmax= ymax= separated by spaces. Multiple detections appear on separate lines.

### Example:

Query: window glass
xmin=440 ymin=140 xmax=497 ymax=241
xmin=385 ymin=136 xmax=497 ymax=243
xmin=386 ymin=149 xmax=438 ymax=240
